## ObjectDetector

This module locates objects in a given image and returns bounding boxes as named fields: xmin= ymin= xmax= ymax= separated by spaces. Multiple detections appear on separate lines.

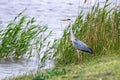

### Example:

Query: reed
xmin=0 ymin=13 xmax=52 ymax=60
xmin=54 ymin=2 xmax=120 ymax=65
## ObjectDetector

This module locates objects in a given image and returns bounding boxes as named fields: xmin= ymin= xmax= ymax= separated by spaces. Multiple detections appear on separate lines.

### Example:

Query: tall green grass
xmin=0 ymin=13 xmax=53 ymax=61
xmin=54 ymin=2 xmax=120 ymax=65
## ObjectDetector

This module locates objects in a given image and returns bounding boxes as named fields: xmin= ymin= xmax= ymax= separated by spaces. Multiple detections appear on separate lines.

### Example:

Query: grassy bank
xmin=49 ymin=54 xmax=120 ymax=80
xmin=10 ymin=54 xmax=120 ymax=80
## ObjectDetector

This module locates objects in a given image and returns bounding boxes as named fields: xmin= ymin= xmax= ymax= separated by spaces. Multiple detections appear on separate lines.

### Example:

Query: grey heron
xmin=61 ymin=18 xmax=93 ymax=62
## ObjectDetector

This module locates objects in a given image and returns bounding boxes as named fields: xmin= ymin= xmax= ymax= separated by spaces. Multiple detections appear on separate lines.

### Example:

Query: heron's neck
xmin=70 ymin=22 xmax=75 ymax=41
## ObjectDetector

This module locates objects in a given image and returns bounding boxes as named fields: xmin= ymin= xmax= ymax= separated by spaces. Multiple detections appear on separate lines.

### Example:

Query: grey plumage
xmin=72 ymin=38 xmax=93 ymax=54
xmin=68 ymin=18 xmax=93 ymax=54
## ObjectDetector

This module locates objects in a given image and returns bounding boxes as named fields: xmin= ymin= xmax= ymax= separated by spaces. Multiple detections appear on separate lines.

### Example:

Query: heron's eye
xmin=67 ymin=19 xmax=71 ymax=20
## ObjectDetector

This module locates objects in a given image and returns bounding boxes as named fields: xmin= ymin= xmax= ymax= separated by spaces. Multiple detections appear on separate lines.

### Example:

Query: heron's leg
xmin=77 ymin=50 xmax=80 ymax=63
xmin=77 ymin=50 xmax=82 ymax=63
xmin=80 ymin=52 xmax=82 ymax=64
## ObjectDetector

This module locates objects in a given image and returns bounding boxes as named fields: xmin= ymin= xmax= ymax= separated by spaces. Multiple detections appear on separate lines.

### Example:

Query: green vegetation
xmin=1 ymin=1 xmax=120 ymax=80
xmin=53 ymin=2 xmax=120 ymax=65
xmin=0 ymin=12 xmax=53 ymax=61
xmin=10 ymin=54 xmax=120 ymax=80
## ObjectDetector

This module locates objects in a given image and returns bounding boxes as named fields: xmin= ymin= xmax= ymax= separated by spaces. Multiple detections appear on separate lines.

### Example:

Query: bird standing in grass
xmin=61 ymin=19 xmax=93 ymax=62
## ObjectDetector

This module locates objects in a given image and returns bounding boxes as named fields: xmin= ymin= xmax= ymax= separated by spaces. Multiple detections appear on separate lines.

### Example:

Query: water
xmin=0 ymin=0 xmax=119 ymax=79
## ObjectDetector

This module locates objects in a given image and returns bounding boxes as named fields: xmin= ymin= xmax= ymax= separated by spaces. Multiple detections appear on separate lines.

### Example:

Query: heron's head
xmin=60 ymin=18 xmax=71 ymax=21
xmin=60 ymin=18 xmax=73 ymax=26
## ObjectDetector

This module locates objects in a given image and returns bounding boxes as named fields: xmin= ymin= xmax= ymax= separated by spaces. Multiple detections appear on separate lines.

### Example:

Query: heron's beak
xmin=60 ymin=19 xmax=68 ymax=21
